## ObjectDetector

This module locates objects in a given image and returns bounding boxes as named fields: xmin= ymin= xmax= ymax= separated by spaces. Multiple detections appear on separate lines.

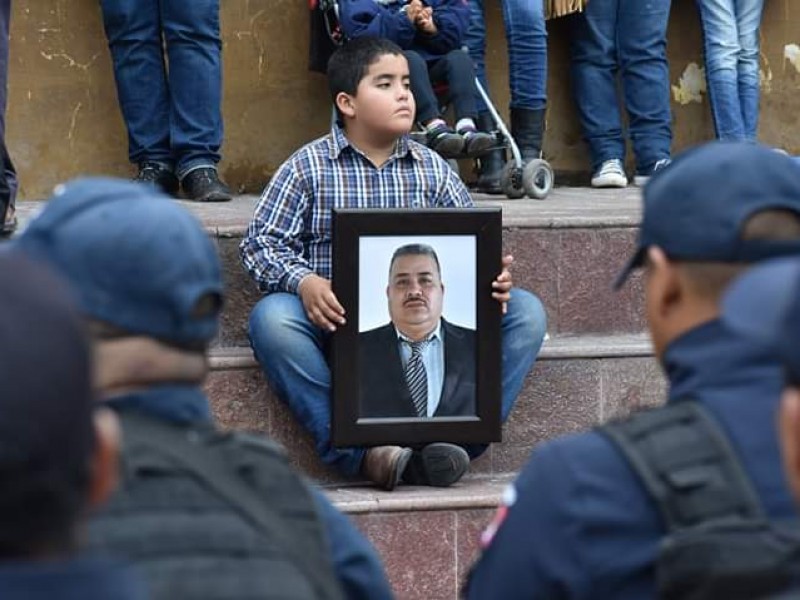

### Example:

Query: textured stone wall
xmin=6 ymin=0 xmax=800 ymax=198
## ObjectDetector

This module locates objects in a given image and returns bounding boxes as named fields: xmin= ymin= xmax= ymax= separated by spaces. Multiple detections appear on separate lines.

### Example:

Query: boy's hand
xmin=492 ymin=254 xmax=514 ymax=315
xmin=416 ymin=8 xmax=437 ymax=34
xmin=405 ymin=0 xmax=424 ymax=22
xmin=298 ymin=274 xmax=347 ymax=332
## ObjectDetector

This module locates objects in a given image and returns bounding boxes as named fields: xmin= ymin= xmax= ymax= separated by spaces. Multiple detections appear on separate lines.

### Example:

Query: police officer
xmin=465 ymin=143 xmax=800 ymax=598
xmin=12 ymin=178 xmax=392 ymax=600
xmin=723 ymin=258 xmax=800 ymax=508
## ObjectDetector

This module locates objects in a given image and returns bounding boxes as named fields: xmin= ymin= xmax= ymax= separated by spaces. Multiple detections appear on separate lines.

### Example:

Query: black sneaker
xmin=181 ymin=167 xmax=232 ymax=203
xmin=135 ymin=162 xmax=179 ymax=196
xmin=461 ymin=129 xmax=495 ymax=158
xmin=426 ymin=124 xmax=465 ymax=158
xmin=402 ymin=442 xmax=469 ymax=487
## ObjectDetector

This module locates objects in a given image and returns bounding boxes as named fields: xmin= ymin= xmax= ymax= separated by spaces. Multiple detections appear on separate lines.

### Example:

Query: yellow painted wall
xmin=6 ymin=0 xmax=800 ymax=198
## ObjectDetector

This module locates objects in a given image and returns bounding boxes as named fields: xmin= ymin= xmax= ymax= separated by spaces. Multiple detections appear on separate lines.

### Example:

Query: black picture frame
xmin=331 ymin=208 xmax=502 ymax=447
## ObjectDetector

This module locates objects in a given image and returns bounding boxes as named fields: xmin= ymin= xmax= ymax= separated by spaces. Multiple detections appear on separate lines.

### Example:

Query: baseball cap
xmin=615 ymin=142 xmax=800 ymax=289
xmin=722 ymin=257 xmax=800 ymax=385
xmin=11 ymin=177 xmax=223 ymax=344
xmin=0 ymin=251 xmax=94 ymax=469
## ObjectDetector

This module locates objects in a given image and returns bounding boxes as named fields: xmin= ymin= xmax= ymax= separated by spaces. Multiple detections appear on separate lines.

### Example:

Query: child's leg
xmin=429 ymin=50 xmax=495 ymax=156
xmin=404 ymin=50 xmax=465 ymax=157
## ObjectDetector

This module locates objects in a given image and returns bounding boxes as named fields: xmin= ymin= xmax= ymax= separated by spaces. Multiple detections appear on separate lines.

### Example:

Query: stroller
xmin=308 ymin=0 xmax=555 ymax=200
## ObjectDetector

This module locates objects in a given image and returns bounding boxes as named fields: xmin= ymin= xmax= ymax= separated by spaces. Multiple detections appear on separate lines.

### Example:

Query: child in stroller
xmin=337 ymin=0 xmax=495 ymax=160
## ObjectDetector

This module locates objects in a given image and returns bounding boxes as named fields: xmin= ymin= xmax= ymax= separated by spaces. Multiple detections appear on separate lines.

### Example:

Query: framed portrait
xmin=330 ymin=208 xmax=502 ymax=447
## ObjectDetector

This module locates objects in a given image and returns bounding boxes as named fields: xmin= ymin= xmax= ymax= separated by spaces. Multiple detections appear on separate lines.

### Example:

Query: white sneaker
xmin=591 ymin=159 xmax=628 ymax=188
xmin=634 ymin=158 xmax=672 ymax=187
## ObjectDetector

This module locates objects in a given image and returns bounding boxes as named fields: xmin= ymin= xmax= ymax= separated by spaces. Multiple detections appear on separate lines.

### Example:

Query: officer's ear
xmin=779 ymin=387 xmax=800 ymax=506
xmin=87 ymin=407 xmax=121 ymax=509
xmin=645 ymin=246 xmax=682 ymax=318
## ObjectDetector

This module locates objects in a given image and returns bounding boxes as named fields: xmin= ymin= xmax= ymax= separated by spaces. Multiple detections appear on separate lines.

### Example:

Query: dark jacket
xmin=89 ymin=385 xmax=392 ymax=600
xmin=0 ymin=557 xmax=147 ymax=600
xmin=465 ymin=319 xmax=797 ymax=599
xmin=338 ymin=0 xmax=470 ymax=62
xmin=359 ymin=319 xmax=476 ymax=417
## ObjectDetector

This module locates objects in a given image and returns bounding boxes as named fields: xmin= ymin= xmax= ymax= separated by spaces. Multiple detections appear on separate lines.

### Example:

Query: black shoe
xmin=474 ymin=113 xmax=504 ymax=194
xmin=461 ymin=129 xmax=496 ymax=158
xmin=135 ymin=162 xmax=179 ymax=196
xmin=426 ymin=124 xmax=465 ymax=158
xmin=181 ymin=167 xmax=232 ymax=203
xmin=510 ymin=107 xmax=546 ymax=163
xmin=402 ymin=442 xmax=469 ymax=487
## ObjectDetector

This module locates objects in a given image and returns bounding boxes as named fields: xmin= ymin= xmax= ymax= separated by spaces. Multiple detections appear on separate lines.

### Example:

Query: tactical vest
xmin=86 ymin=410 xmax=344 ymax=600
xmin=601 ymin=401 xmax=800 ymax=600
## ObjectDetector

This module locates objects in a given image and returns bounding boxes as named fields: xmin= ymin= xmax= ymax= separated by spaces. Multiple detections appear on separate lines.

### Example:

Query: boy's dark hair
xmin=327 ymin=36 xmax=404 ymax=121
xmin=389 ymin=243 xmax=442 ymax=280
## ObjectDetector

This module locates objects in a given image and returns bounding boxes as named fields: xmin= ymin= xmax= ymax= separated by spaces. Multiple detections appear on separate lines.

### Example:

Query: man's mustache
xmin=403 ymin=296 xmax=427 ymax=307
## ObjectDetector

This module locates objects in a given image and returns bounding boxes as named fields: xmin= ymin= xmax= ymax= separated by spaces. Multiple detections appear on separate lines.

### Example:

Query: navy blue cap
xmin=0 ymin=251 xmax=94 ymax=468
xmin=615 ymin=142 xmax=800 ymax=289
xmin=11 ymin=177 xmax=223 ymax=344
xmin=722 ymin=257 xmax=800 ymax=384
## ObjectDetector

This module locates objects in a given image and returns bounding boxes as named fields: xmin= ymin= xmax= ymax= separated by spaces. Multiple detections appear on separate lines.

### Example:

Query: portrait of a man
xmin=359 ymin=243 xmax=476 ymax=419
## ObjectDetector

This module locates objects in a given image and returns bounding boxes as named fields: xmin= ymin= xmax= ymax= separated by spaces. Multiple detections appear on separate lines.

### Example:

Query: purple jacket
xmin=338 ymin=0 xmax=470 ymax=62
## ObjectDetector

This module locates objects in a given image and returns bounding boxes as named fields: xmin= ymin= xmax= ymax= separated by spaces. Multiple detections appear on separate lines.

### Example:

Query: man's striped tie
xmin=405 ymin=340 xmax=428 ymax=417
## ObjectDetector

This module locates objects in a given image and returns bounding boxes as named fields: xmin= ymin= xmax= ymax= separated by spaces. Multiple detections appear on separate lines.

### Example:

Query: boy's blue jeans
xmin=696 ymin=0 xmax=764 ymax=141
xmin=248 ymin=288 xmax=548 ymax=477
xmin=464 ymin=0 xmax=548 ymax=113
xmin=569 ymin=0 xmax=672 ymax=173
xmin=100 ymin=0 xmax=223 ymax=178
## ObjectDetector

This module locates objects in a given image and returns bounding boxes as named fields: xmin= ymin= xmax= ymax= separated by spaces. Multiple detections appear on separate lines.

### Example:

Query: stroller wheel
xmin=446 ymin=159 xmax=460 ymax=176
xmin=500 ymin=160 xmax=525 ymax=199
xmin=523 ymin=159 xmax=554 ymax=200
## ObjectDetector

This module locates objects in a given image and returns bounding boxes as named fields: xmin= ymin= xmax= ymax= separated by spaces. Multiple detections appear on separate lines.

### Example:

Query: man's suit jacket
xmin=358 ymin=319 xmax=476 ymax=418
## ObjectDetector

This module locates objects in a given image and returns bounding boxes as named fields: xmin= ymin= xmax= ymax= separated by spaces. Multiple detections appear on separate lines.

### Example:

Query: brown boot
xmin=362 ymin=446 xmax=413 ymax=491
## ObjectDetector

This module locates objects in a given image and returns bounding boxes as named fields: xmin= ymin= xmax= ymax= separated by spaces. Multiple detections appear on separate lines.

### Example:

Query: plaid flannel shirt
xmin=240 ymin=125 xmax=474 ymax=294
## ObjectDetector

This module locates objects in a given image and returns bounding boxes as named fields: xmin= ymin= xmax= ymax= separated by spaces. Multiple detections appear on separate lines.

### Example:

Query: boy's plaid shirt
xmin=240 ymin=125 xmax=474 ymax=294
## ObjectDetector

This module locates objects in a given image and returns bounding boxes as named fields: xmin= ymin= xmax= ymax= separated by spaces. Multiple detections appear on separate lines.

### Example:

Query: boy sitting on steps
xmin=240 ymin=37 xmax=547 ymax=491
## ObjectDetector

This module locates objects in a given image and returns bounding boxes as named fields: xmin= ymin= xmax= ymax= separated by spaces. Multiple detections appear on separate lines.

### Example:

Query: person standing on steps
xmin=99 ymin=0 xmax=233 ymax=202
xmin=568 ymin=0 xmax=673 ymax=189
xmin=463 ymin=0 xmax=548 ymax=194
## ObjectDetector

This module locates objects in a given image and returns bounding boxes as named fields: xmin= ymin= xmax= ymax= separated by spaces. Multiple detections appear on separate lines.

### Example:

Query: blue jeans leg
xmin=162 ymin=0 xmax=223 ymax=177
xmin=465 ymin=0 xmax=547 ymax=114
xmin=404 ymin=50 xmax=440 ymax=124
xmin=698 ymin=0 xmax=746 ymax=140
xmin=619 ymin=0 xmax=672 ymax=173
xmin=248 ymin=293 xmax=366 ymax=477
xmin=463 ymin=288 xmax=548 ymax=459
xmin=569 ymin=0 xmax=626 ymax=170
xmin=0 ymin=0 xmax=15 ymax=206
xmin=428 ymin=50 xmax=480 ymax=121
xmin=100 ymin=0 xmax=172 ymax=166
xmin=736 ymin=0 xmax=764 ymax=139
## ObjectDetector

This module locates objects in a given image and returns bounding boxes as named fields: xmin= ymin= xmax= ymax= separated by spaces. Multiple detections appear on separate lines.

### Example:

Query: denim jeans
xmin=405 ymin=49 xmax=479 ymax=124
xmin=100 ymin=0 xmax=223 ymax=178
xmin=696 ymin=0 xmax=764 ymax=141
xmin=0 ymin=0 xmax=16 ymax=207
xmin=464 ymin=0 xmax=547 ymax=113
xmin=248 ymin=288 xmax=548 ymax=477
xmin=569 ymin=0 xmax=673 ymax=173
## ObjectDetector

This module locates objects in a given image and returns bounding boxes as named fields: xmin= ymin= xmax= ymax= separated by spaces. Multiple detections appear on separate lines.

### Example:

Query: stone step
xmin=15 ymin=186 xmax=646 ymax=345
xmin=206 ymin=332 xmax=665 ymax=484
xmin=324 ymin=475 xmax=512 ymax=600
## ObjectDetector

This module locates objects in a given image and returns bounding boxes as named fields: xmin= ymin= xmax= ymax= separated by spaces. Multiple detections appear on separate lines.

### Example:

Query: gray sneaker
xmin=591 ymin=159 xmax=628 ymax=188
xmin=634 ymin=158 xmax=672 ymax=187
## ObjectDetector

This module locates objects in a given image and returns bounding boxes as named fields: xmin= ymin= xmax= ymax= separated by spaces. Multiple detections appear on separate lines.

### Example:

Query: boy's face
xmin=343 ymin=53 xmax=415 ymax=139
